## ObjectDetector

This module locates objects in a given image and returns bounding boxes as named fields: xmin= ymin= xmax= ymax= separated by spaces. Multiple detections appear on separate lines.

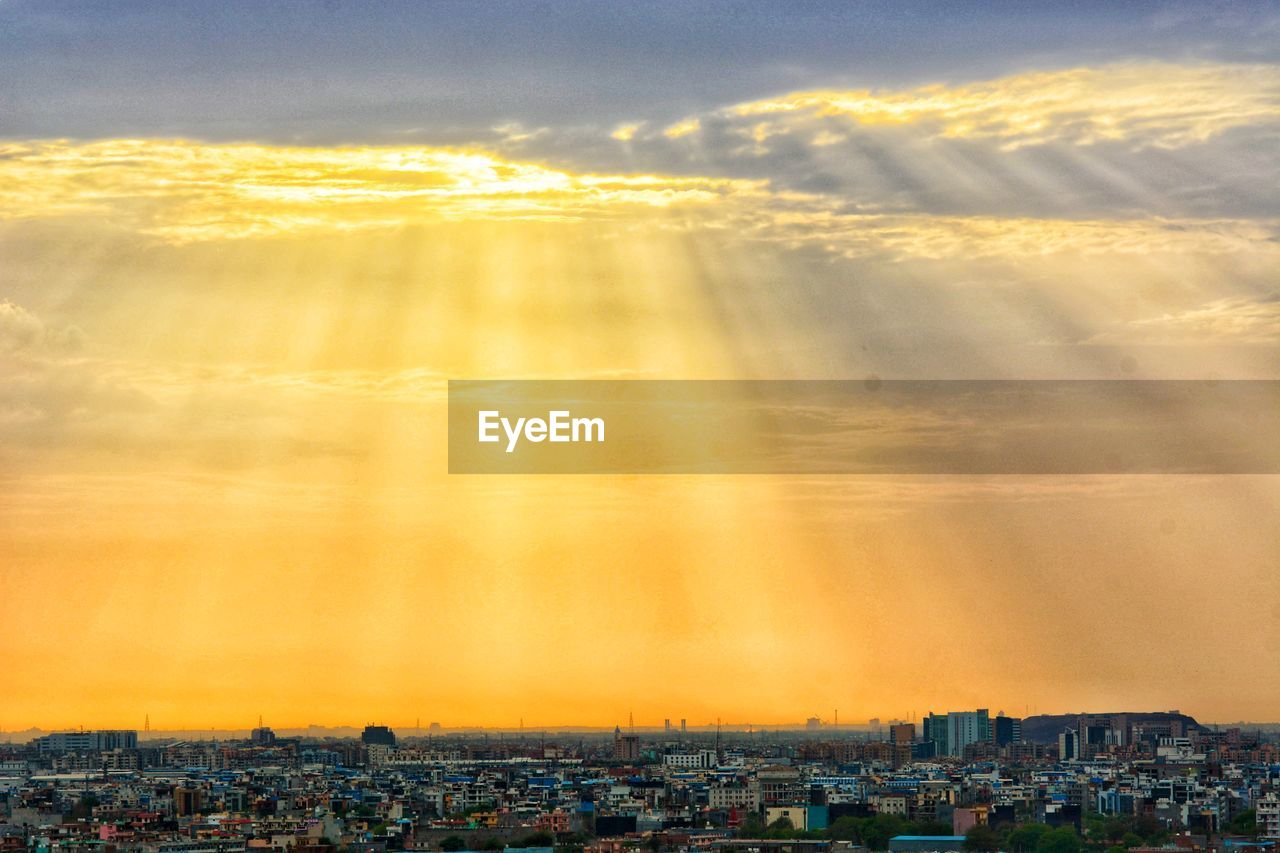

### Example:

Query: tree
xmin=519 ymin=831 xmax=555 ymax=848
xmin=738 ymin=815 xmax=764 ymax=838
xmin=1121 ymin=833 xmax=1143 ymax=848
xmin=965 ymin=824 xmax=1001 ymax=852
xmin=1229 ymin=810 xmax=1257 ymax=838
xmin=440 ymin=837 xmax=466 ymax=852
xmin=764 ymin=816 xmax=798 ymax=839
xmin=860 ymin=815 xmax=908 ymax=851
xmin=828 ymin=817 xmax=862 ymax=842
xmin=1132 ymin=815 xmax=1161 ymax=841
xmin=1007 ymin=824 xmax=1051 ymax=853
xmin=1102 ymin=817 xmax=1132 ymax=842
xmin=482 ymin=838 xmax=504 ymax=851
xmin=1034 ymin=827 xmax=1081 ymax=853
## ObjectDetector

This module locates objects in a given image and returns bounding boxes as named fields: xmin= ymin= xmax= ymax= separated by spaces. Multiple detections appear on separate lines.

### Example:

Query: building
xmin=948 ymin=710 xmax=990 ymax=756
xmin=924 ymin=711 xmax=990 ymax=757
xmin=709 ymin=783 xmax=759 ymax=811
xmin=1258 ymin=794 xmax=1280 ymax=840
xmin=613 ymin=726 xmax=640 ymax=762
xmin=952 ymin=805 xmax=990 ymax=836
xmin=250 ymin=727 xmax=276 ymax=746
xmin=34 ymin=730 xmax=138 ymax=753
xmin=361 ymin=725 xmax=396 ymax=747
xmin=174 ymin=786 xmax=204 ymax=817
xmin=993 ymin=714 xmax=1022 ymax=747
xmin=1059 ymin=728 xmax=1080 ymax=761
xmin=758 ymin=765 xmax=804 ymax=805
xmin=766 ymin=806 xmax=811 ymax=831
xmin=890 ymin=723 xmax=915 ymax=745
xmin=662 ymin=750 xmax=716 ymax=769
xmin=923 ymin=714 xmax=949 ymax=756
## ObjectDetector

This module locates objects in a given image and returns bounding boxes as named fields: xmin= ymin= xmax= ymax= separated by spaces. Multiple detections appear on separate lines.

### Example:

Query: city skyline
xmin=6 ymin=708 xmax=1278 ymax=852
xmin=8 ymin=709 xmax=1277 ymax=738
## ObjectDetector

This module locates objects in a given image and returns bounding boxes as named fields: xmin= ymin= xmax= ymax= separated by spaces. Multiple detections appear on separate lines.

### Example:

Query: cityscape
xmin=3 ymin=4 xmax=1279 ymax=853
xmin=3 ymin=710 xmax=1279 ymax=853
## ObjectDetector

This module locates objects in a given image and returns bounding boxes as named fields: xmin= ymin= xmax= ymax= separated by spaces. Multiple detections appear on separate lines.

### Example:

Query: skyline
xmin=2 ymin=2 xmax=1278 ymax=729
xmin=4 ymin=708 xmax=1274 ymax=738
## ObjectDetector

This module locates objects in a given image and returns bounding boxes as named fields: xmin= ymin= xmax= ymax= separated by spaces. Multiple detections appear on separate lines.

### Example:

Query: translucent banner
xmin=448 ymin=380 xmax=1280 ymax=474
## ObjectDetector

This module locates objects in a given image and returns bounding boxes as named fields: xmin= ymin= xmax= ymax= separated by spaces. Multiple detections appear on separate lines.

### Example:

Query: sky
xmin=1 ymin=0 xmax=1279 ymax=731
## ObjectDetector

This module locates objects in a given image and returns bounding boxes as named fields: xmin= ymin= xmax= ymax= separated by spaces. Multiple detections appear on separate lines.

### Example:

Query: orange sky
xmin=2 ymin=59 xmax=1280 ymax=729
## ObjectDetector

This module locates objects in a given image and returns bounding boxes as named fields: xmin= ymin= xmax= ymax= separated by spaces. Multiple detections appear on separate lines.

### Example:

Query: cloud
xmin=547 ymin=61 xmax=1279 ymax=222
xmin=1 ymin=139 xmax=1275 ymax=265
xmin=1113 ymin=295 xmax=1280 ymax=343
xmin=734 ymin=210 xmax=1280 ymax=262
xmin=0 ymin=300 xmax=85 ymax=354
xmin=663 ymin=118 xmax=701 ymax=139
xmin=0 ymin=351 xmax=439 ymax=476
xmin=700 ymin=62 xmax=1280 ymax=151
xmin=0 ymin=139 xmax=767 ymax=242
xmin=0 ymin=301 xmax=45 ymax=351
xmin=610 ymin=122 xmax=643 ymax=142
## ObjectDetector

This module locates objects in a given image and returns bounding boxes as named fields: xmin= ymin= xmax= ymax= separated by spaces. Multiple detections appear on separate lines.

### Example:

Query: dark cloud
xmin=2 ymin=0 xmax=1278 ymax=144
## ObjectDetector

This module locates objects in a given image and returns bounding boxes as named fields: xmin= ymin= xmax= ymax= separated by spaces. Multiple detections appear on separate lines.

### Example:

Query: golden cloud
xmin=0 ymin=139 xmax=766 ymax=242
xmin=720 ymin=62 xmax=1280 ymax=149
xmin=738 ymin=208 xmax=1280 ymax=260
xmin=1 ymin=139 xmax=1276 ymax=263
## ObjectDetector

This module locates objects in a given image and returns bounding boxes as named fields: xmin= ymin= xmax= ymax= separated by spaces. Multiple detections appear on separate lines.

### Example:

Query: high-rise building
xmin=947 ymin=710 xmax=990 ymax=756
xmin=613 ymin=726 xmax=640 ymax=761
xmin=923 ymin=710 xmax=990 ymax=756
xmin=993 ymin=714 xmax=1022 ymax=747
xmin=890 ymin=722 xmax=915 ymax=744
xmin=250 ymin=726 xmax=276 ymax=746
xmin=923 ymin=712 xmax=949 ymax=756
xmin=361 ymin=724 xmax=396 ymax=747
xmin=1059 ymin=729 xmax=1080 ymax=761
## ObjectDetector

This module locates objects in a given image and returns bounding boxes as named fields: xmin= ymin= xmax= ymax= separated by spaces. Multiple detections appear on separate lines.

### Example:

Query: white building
xmin=662 ymin=750 xmax=717 ymax=769
xmin=1258 ymin=793 xmax=1280 ymax=840
xmin=709 ymin=782 xmax=759 ymax=810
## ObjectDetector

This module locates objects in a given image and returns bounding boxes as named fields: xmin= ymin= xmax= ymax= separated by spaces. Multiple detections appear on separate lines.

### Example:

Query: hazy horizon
xmin=10 ymin=710 xmax=1279 ymax=738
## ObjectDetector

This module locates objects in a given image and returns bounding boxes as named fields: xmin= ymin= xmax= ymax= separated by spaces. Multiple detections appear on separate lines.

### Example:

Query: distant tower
xmin=144 ymin=714 xmax=150 ymax=734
